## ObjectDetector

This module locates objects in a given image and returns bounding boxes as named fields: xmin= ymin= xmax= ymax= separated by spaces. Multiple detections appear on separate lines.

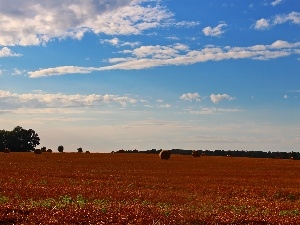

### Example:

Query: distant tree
xmin=5 ymin=126 xmax=40 ymax=152
xmin=58 ymin=145 xmax=64 ymax=153
xmin=41 ymin=146 xmax=47 ymax=152
xmin=77 ymin=147 xmax=83 ymax=153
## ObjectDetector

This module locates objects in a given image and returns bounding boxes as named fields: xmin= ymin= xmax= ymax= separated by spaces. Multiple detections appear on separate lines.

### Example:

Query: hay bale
xmin=192 ymin=150 xmax=200 ymax=157
xmin=3 ymin=148 xmax=10 ymax=153
xmin=34 ymin=149 xmax=42 ymax=154
xmin=85 ymin=151 xmax=90 ymax=153
xmin=159 ymin=150 xmax=171 ymax=160
xmin=46 ymin=149 xmax=52 ymax=153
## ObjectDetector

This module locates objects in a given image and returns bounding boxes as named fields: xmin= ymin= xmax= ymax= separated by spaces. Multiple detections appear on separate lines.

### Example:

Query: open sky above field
xmin=0 ymin=0 xmax=299 ymax=152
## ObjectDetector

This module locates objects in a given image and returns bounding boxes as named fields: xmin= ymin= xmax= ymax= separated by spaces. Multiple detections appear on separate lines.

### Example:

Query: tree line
xmin=115 ymin=148 xmax=300 ymax=160
xmin=0 ymin=126 xmax=40 ymax=152
xmin=0 ymin=126 xmax=88 ymax=153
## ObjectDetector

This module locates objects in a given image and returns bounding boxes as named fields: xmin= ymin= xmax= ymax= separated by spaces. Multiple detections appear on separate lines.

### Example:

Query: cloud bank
xmin=0 ymin=0 xmax=173 ymax=46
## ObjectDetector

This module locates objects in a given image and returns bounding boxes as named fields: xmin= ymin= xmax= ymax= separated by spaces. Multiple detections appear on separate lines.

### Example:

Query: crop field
xmin=0 ymin=153 xmax=300 ymax=224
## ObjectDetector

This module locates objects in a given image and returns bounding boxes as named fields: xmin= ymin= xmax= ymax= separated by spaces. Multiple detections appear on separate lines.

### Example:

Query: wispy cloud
xmin=100 ymin=38 xmax=140 ymax=47
xmin=190 ymin=107 xmax=242 ymax=115
xmin=271 ymin=0 xmax=283 ymax=6
xmin=0 ymin=90 xmax=138 ymax=110
xmin=202 ymin=23 xmax=227 ymax=37
xmin=254 ymin=11 xmax=300 ymax=30
xmin=28 ymin=40 xmax=300 ymax=77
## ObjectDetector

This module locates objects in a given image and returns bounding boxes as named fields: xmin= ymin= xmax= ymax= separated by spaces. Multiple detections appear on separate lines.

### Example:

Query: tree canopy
xmin=0 ymin=126 xmax=40 ymax=152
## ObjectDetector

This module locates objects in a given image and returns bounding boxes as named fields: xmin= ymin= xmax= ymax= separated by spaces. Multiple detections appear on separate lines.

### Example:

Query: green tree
xmin=58 ymin=145 xmax=64 ymax=153
xmin=6 ymin=126 xmax=40 ymax=152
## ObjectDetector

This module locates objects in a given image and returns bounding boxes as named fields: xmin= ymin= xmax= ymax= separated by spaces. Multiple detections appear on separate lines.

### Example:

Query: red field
xmin=0 ymin=153 xmax=300 ymax=224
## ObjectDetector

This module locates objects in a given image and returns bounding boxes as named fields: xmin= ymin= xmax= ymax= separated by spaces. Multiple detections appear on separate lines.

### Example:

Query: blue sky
xmin=0 ymin=0 xmax=299 ymax=152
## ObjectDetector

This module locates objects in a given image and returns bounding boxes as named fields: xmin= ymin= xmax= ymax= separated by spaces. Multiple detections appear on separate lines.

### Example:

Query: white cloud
xmin=0 ymin=0 xmax=176 ymax=46
xmin=284 ymin=94 xmax=288 ymax=99
xmin=102 ymin=38 xmax=120 ymax=46
xmin=254 ymin=18 xmax=270 ymax=30
xmin=271 ymin=40 xmax=293 ymax=48
xmin=0 ymin=47 xmax=22 ymax=57
xmin=179 ymin=93 xmax=201 ymax=102
xmin=271 ymin=0 xmax=283 ymax=6
xmin=28 ymin=40 xmax=300 ymax=77
xmin=210 ymin=94 xmax=235 ymax=104
xmin=254 ymin=12 xmax=300 ymax=30
xmin=202 ymin=23 xmax=227 ymax=37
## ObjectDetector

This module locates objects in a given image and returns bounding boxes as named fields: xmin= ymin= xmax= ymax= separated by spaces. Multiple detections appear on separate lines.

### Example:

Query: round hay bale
xmin=46 ymin=149 xmax=52 ymax=153
xmin=3 ymin=148 xmax=10 ymax=153
xmin=159 ymin=150 xmax=171 ymax=160
xmin=192 ymin=150 xmax=200 ymax=157
xmin=34 ymin=149 xmax=42 ymax=154
xmin=85 ymin=151 xmax=90 ymax=153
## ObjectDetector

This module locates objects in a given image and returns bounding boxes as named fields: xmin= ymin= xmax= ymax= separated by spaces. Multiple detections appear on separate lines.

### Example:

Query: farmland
xmin=0 ymin=153 xmax=300 ymax=224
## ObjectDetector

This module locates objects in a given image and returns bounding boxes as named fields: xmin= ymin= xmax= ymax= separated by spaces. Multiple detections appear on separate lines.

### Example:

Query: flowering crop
xmin=0 ymin=153 xmax=300 ymax=224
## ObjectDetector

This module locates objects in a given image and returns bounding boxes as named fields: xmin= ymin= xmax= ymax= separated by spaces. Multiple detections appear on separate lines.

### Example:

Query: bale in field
xmin=34 ymin=149 xmax=42 ymax=154
xmin=192 ymin=150 xmax=200 ymax=157
xmin=85 ymin=151 xmax=90 ymax=153
xmin=46 ymin=149 xmax=52 ymax=153
xmin=3 ymin=148 xmax=10 ymax=153
xmin=159 ymin=150 xmax=171 ymax=160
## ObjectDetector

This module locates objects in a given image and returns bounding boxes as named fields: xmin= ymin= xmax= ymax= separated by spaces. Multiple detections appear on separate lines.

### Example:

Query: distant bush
xmin=34 ymin=149 xmax=42 ymax=154
xmin=58 ymin=145 xmax=64 ymax=153
xmin=192 ymin=150 xmax=200 ymax=157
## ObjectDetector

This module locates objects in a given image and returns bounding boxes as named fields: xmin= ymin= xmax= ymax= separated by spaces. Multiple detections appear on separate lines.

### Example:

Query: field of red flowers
xmin=0 ymin=152 xmax=300 ymax=224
